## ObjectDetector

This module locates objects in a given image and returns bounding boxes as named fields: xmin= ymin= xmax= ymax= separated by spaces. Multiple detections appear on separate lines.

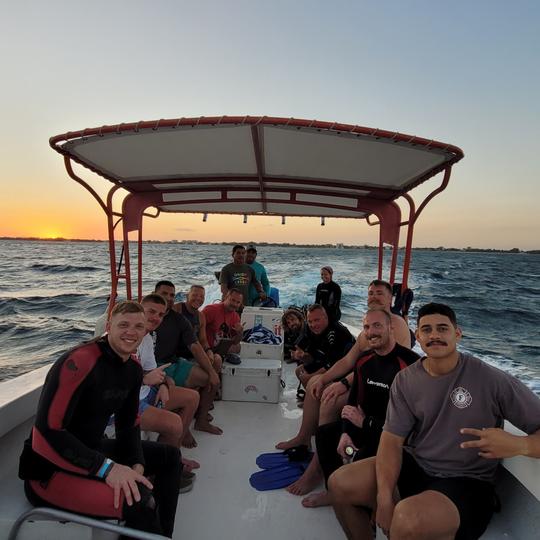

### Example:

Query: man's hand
xmin=208 ymin=369 xmax=220 ymax=392
xmin=155 ymin=384 xmax=169 ymax=407
xmin=341 ymin=405 xmax=365 ymax=428
xmin=375 ymin=493 xmax=395 ymax=538
xmin=258 ymin=291 xmax=267 ymax=300
xmin=132 ymin=463 xmax=145 ymax=475
xmin=106 ymin=463 xmax=153 ymax=509
xmin=142 ymin=363 xmax=171 ymax=386
xmin=321 ymin=381 xmax=347 ymax=404
xmin=291 ymin=346 xmax=306 ymax=362
xmin=337 ymin=433 xmax=357 ymax=460
xmin=460 ymin=427 xmax=528 ymax=459
xmin=310 ymin=377 xmax=326 ymax=400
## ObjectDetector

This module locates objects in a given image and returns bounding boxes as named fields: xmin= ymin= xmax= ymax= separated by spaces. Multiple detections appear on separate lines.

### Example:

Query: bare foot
xmin=286 ymin=470 xmax=321 ymax=496
xmin=194 ymin=421 xmax=223 ymax=435
xmin=182 ymin=430 xmax=198 ymax=449
xmin=302 ymin=490 xmax=331 ymax=508
xmin=182 ymin=458 xmax=201 ymax=472
xmin=275 ymin=437 xmax=308 ymax=450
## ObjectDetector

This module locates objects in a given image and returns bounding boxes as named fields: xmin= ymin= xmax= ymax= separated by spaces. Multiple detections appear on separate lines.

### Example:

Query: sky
xmin=0 ymin=0 xmax=539 ymax=249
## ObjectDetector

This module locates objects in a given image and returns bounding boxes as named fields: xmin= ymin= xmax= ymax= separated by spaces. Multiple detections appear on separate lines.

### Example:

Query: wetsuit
xmin=316 ymin=343 xmax=419 ymax=483
xmin=315 ymin=280 xmax=342 ymax=322
xmin=18 ymin=337 xmax=181 ymax=537
xmin=296 ymin=322 xmax=355 ymax=374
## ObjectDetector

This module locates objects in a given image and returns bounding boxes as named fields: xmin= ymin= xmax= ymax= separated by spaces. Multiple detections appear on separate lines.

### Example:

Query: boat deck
xmin=176 ymin=362 xmax=342 ymax=539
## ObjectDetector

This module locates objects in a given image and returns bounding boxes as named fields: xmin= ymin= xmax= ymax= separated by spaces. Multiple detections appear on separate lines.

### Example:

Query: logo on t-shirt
xmin=450 ymin=386 xmax=472 ymax=409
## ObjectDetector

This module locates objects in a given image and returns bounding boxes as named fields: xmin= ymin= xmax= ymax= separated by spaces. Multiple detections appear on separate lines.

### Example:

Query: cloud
xmin=174 ymin=227 xmax=195 ymax=232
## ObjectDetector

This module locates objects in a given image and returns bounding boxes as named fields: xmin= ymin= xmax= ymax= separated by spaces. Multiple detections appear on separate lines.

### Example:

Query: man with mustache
xmin=329 ymin=303 xmax=540 ymax=540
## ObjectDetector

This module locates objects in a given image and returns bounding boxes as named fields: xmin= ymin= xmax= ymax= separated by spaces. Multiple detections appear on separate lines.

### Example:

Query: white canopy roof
xmin=50 ymin=116 xmax=463 ymax=219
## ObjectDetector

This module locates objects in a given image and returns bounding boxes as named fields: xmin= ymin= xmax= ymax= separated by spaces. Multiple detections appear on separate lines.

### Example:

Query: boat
xmin=1 ymin=116 xmax=538 ymax=539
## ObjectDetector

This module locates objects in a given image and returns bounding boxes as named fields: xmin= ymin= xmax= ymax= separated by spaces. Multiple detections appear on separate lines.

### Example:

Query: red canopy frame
xmin=51 ymin=115 xmax=463 ymax=313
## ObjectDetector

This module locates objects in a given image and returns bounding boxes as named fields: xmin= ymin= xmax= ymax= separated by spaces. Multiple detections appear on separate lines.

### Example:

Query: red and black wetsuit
xmin=316 ymin=343 xmax=419 ymax=483
xmin=19 ymin=337 xmax=181 ymax=537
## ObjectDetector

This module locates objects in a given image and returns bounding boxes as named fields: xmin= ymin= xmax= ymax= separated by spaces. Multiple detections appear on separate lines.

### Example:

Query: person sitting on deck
xmin=302 ymin=308 xmax=419 ymax=508
xmin=292 ymin=304 xmax=355 ymax=389
xmin=219 ymin=244 xmax=266 ymax=308
xmin=246 ymin=246 xmax=271 ymax=306
xmin=153 ymin=280 xmax=222 ymax=435
xmin=202 ymin=288 xmax=244 ymax=364
xmin=19 ymin=301 xmax=182 ymax=538
xmin=276 ymin=279 xmax=412 ymax=496
xmin=329 ymin=302 xmax=540 ymax=540
xmin=315 ymin=265 xmax=342 ymax=322
xmin=173 ymin=284 xmax=224 ymax=384
xmin=138 ymin=293 xmax=200 ymax=468
xmin=282 ymin=307 xmax=307 ymax=363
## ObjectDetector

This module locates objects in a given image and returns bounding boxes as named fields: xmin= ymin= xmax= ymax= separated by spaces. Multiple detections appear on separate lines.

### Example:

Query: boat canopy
xmin=50 ymin=115 xmax=464 ymax=301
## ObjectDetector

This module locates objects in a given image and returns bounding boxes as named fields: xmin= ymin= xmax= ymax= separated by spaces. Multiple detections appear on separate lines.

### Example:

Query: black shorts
xmin=397 ymin=451 xmax=496 ymax=540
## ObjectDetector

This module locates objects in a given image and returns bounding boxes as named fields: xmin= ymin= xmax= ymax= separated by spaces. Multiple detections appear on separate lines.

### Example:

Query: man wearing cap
xmin=316 ymin=266 xmax=342 ymax=322
xmin=246 ymin=246 xmax=271 ymax=306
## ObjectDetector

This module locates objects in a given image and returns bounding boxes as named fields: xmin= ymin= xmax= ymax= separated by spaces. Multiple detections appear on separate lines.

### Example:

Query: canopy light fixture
xmin=281 ymin=216 xmax=286 ymax=225
xmin=243 ymin=214 xmax=248 ymax=224
xmin=202 ymin=213 xmax=208 ymax=222
xmin=321 ymin=217 xmax=326 ymax=226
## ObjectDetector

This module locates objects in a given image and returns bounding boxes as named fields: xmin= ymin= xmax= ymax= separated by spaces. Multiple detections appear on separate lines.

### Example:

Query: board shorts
xmin=164 ymin=358 xmax=195 ymax=387
xmin=139 ymin=386 xmax=159 ymax=414
xmin=398 ymin=450 xmax=497 ymax=540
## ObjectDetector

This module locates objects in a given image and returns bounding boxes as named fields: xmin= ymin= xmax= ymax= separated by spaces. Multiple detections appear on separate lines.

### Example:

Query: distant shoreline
xmin=1 ymin=236 xmax=538 ymax=254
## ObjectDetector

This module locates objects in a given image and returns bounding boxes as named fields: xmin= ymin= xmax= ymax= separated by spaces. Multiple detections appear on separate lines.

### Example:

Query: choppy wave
xmin=1 ymin=240 xmax=539 ymax=397
xmin=30 ymin=263 xmax=103 ymax=273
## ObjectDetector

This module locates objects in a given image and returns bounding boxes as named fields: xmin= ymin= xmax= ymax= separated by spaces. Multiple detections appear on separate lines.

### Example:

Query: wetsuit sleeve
xmin=32 ymin=345 xmax=107 ymax=476
xmin=114 ymin=362 xmax=145 ymax=467
xmin=315 ymin=283 xmax=322 ymax=305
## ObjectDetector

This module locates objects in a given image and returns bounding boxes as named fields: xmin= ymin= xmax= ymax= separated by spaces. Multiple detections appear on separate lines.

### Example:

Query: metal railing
xmin=8 ymin=506 xmax=169 ymax=540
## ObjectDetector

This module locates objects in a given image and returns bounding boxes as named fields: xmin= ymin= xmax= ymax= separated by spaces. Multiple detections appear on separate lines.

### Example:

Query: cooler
xmin=240 ymin=306 xmax=284 ymax=360
xmin=221 ymin=358 xmax=282 ymax=403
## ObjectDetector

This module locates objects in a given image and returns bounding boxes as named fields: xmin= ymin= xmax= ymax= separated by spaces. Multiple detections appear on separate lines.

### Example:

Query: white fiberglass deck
xmin=175 ymin=362 xmax=342 ymax=540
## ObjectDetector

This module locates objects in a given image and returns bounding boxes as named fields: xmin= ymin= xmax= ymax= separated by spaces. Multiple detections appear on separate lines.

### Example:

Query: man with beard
xmin=302 ymin=308 xmax=418 ymax=508
xmin=154 ymin=280 xmax=222 ymax=435
xmin=329 ymin=303 xmax=540 ymax=540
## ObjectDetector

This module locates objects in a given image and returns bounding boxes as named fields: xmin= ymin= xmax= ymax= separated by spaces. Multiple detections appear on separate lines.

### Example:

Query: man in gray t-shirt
xmin=219 ymin=244 xmax=265 ymax=307
xmin=328 ymin=303 xmax=540 ymax=540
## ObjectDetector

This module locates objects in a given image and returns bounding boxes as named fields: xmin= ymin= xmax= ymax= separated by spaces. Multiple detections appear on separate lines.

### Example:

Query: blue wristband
xmin=97 ymin=458 xmax=114 ymax=478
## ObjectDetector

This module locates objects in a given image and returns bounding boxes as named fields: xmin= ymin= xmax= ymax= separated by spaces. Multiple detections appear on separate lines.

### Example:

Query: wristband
xmin=159 ymin=381 xmax=168 ymax=387
xmin=339 ymin=378 xmax=351 ymax=390
xmin=97 ymin=458 xmax=114 ymax=479
xmin=205 ymin=347 xmax=212 ymax=353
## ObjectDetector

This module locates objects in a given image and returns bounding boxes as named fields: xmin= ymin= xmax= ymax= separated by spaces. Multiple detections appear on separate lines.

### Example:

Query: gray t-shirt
xmin=384 ymin=353 xmax=540 ymax=481
xmin=219 ymin=263 xmax=257 ymax=305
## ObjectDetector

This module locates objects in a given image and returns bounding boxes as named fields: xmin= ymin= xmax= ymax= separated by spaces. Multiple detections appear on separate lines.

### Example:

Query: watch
xmin=339 ymin=378 xmax=351 ymax=390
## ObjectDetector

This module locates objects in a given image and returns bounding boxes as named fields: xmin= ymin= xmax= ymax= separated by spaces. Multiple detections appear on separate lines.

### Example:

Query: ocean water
xmin=1 ymin=239 xmax=539 ymax=394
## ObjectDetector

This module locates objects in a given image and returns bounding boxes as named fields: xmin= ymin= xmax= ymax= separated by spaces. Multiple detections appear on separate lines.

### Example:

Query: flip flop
xmin=249 ymin=463 xmax=307 ymax=491
xmin=256 ymin=445 xmax=313 ymax=469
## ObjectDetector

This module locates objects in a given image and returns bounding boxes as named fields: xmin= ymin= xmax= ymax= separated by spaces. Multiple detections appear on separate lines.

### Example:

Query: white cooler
xmin=240 ymin=306 xmax=284 ymax=361
xmin=221 ymin=358 xmax=282 ymax=404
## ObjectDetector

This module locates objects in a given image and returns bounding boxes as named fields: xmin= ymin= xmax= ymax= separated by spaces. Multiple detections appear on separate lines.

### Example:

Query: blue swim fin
xmin=249 ymin=463 xmax=307 ymax=491
xmin=256 ymin=446 xmax=313 ymax=470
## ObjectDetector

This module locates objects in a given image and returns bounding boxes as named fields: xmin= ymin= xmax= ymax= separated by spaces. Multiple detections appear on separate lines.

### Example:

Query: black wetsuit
xmin=18 ymin=337 xmax=181 ymax=537
xmin=316 ymin=343 xmax=419 ymax=483
xmin=297 ymin=322 xmax=355 ymax=374
xmin=315 ymin=280 xmax=342 ymax=322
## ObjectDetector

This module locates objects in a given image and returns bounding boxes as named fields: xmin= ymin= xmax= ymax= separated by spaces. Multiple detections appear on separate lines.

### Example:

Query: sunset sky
xmin=1 ymin=1 xmax=539 ymax=249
